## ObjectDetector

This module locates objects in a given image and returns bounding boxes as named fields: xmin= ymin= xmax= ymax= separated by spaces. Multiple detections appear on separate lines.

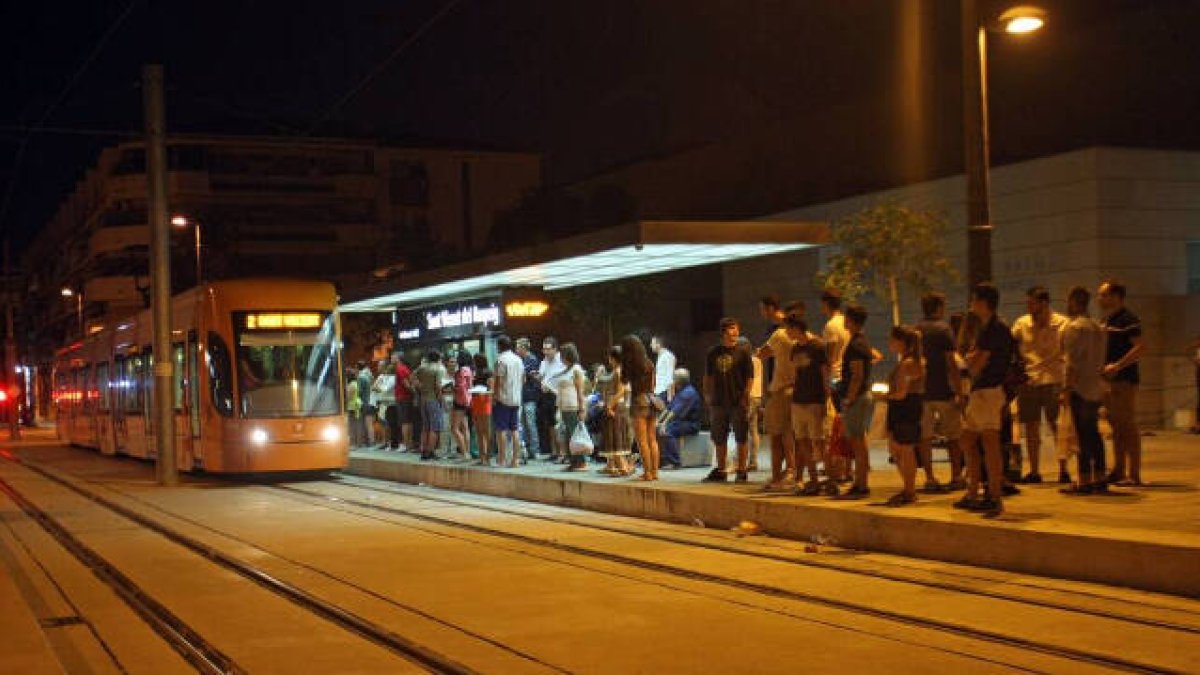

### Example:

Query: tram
xmin=53 ymin=279 xmax=348 ymax=472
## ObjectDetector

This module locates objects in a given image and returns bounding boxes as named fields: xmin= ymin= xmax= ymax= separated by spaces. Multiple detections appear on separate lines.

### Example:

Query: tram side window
xmin=97 ymin=362 xmax=110 ymax=411
xmin=207 ymin=332 xmax=234 ymax=417
xmin=125 ymin=356 xmax=144 ymax=413
xmin=173 ymin=344 xmax=186 ymax=410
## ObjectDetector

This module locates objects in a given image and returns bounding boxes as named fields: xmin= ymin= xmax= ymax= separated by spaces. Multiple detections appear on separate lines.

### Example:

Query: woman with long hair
xmin=885 ymin=326 xmax=925 ymax=506
xmin=597 ymin=345 xmax=635 ymax=476
xmin=619 ymin=334 xmax=660 ymax=481
xmin=450 ymin=350 xmax=474 ymax=462
xmin=470 ymin=353 xmax=493 ymax=465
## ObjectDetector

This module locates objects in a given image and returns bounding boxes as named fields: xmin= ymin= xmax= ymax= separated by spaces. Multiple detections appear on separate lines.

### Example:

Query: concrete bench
xmin=678 ymin=431 xmax=712 ymax=468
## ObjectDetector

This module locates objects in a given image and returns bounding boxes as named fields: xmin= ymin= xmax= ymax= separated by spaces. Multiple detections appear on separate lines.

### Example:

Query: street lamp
xmin=962 ymin=2 xmax=1045 ymax=289
xmin=171 ymin=214 xmax=203 ymax=288
xmin=61 ymin=287 xmax=83 ymax=336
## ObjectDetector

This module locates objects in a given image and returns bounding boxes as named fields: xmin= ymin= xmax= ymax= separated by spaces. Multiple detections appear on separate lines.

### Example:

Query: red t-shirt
xmin=394 ymin=363 xmax=413 ymax=403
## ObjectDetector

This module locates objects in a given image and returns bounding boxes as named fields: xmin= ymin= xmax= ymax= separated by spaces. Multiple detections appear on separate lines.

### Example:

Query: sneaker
xmin=701 ymin=469 xmax=728 ymax=483
xmin=952 ymin=495 xmax=979 ymax=510
xmin=820 ymin=480 xmax=840 ymax=497
xmin=1057 ymin=471 xmax=1071 ymax=484
xmin=967 ymin=497 xmax=1000 ymax=513
xmin=834 ymin=485 xmax=869 ymax=500
xmin=735 ymin=471 xmax=749 ymax=483
xmin=1022 ymin=473 xmax=1043 ymax=484
xmin=796 ymin=481 xmax=822 ymax=497
xmin=1002 ymin=483 xmax=1021 ymax=496
xmin=979 ymin=500 xmax=1004 ymax=519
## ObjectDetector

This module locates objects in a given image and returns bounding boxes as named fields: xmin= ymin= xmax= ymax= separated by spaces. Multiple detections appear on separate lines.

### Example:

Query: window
xmin=207 ymin=332 xmax=234 ymax=417
xmin=97 ymin=362 xmax=110 ymax=411
xmin=1188 ymin=241 xmax=1200 ymax=294
xmin=173 ymin=344 xmax=186 ymax=411
xmin=124 ymin=356 xmax=145 ymax=413
xmin=233 ymin=312 xmax=340 ymax=419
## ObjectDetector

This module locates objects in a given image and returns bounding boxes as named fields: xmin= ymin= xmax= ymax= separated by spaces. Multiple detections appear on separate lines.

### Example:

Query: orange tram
xmin=53 ymin=279 xmax=348 ymax=472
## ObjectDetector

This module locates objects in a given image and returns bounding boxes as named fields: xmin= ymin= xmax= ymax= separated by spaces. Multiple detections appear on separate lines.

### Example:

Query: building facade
xmin=20 ymin=135 xmax=540 ymax=357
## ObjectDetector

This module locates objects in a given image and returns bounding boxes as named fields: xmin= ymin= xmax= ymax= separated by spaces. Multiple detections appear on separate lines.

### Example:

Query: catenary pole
xmin=962 ymin=0 xmax=992 ymax=289
xmin=4 ymin=239 xmax=19 ymax=440
xmin=143 ymin=64 xmax=177 ymax=485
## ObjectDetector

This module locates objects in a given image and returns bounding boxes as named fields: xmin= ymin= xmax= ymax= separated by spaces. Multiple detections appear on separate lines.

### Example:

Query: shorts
xmin=920 ymin=399 xmax=962 ymax=440
xmin=710 ymin=404 xmax=750 ymax=445
xmin=392 ymin=401 xmax=413 ymax=425
xmin=841 ymin=395 xmax=874 ymax=439
xmin=763 ymin=390 xmax=793 ymax=435
xmin=886 ymin=397 xmax=922 ymax=445
xmin=493 ymin=402 xmax=519 ymax=432
xmin=1017 ymin=384 xmax=1061 ymax=425
xmin=965 ymin=386 xmax=1006 ymax=433
xmin=421 ymin=400 xmax=445 ymax=433
xmin=790 ymin=403 xmax=825 ymax=441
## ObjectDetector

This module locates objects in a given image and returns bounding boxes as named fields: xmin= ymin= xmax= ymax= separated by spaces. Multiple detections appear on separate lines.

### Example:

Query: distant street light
xmin=171 ymin=214 xmax=203 ymax=287
xmin=61 ymin=287 xmax=83 ymax=336
xmin=962 ymin=2 xmax=1045 ymax=289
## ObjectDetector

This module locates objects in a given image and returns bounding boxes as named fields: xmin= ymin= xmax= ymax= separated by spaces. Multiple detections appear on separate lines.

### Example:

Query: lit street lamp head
xmin=171 ymin=215 xmax=190 ymax=227
xmin=998 ymin=5 xmax=1046 ymax=34
xmin=60 ymin=287 xmax=74 ymax=297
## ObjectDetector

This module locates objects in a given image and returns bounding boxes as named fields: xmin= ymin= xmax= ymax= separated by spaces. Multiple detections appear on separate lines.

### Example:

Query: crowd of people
xmin=345 ymin=278 xmax=1156 ymax=520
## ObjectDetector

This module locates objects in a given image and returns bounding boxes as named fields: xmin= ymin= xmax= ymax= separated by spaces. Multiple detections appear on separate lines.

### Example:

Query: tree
xmin=817 ymin=203 xmax=958 ymax=326
xmin=550 ymin=279 xmax=660 ymax=348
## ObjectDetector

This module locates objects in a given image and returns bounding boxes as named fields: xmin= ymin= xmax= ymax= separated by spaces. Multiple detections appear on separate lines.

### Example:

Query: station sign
xmin=395 ymin=297 xmax=503 ymax=342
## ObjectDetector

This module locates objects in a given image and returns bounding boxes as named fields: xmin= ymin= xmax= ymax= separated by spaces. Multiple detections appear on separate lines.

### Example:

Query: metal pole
xmin=962 ymin=0 xmax=993 ymax=289
xmin=143 ymin=64 xmax=177 ymax=485
xmin=4 ymin=239 xmax=19 ymax=440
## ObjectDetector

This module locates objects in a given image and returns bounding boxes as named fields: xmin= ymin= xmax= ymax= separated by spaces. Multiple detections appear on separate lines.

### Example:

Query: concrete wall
xmin=722 ymin=147 xmax=1200 ymax=427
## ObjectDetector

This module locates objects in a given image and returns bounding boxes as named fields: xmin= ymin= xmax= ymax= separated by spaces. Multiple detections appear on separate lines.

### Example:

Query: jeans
xmin=521 ymin=401 xmax=540 ymax=457
xmin=537 ymin=394 xmax=557 ymax=455
xmin=657 ymin=420 xmax=699 ymax=467
xmin=1105 ymin=380 xmax=1141 ymax=479
xmin=1070 ymin=393 xmax=1105 ymax=480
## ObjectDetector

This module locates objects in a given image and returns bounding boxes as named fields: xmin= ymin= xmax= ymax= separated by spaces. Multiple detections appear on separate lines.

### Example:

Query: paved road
xmin=2 ymin=443 xmax=1198 ymax=674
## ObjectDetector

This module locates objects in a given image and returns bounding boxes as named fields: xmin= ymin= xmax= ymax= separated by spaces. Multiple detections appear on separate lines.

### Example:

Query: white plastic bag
xmin=568 ymin=421 xmax=594 ymax=456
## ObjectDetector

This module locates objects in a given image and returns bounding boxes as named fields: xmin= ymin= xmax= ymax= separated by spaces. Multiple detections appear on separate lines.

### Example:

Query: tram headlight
xmin=322 ymin=425 xmax=340 ymax=442
xmin=250 ymin=428 xmax=269 ymax=445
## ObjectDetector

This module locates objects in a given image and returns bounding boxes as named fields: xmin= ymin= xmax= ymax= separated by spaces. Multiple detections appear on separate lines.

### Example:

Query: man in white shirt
xmin=1011 ymin=286 xmax=1068 ymax=484
xmin=536 ymin=337 xmax=566 ymax=457
xmin=756 ymin=306 xmax=803 ymax=490
xmin=492 ymin=335 xmax=526 ymax=468
xmin=820 ymin=290 xmax=850 ymax=383
xmin=650 ymin=336 xmax=677 ymax=399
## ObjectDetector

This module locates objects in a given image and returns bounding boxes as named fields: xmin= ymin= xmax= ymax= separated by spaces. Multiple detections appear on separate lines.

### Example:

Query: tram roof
xmin=339 ymin=219 xmax=829 ymax=312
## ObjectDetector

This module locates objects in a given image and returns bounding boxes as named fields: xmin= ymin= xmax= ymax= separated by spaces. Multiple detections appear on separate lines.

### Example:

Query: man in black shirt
xmin=1098 ymin=280 xmax=1145 ymax=485
xmin=917 ymin=292 xmax=964 ymax=490
xmin=703 ymin=317 xmax=755 ymax=483
xmin=786 ymin=316 xmax=829 ymax=494
xmin=957 ymin=283 xmax=1012 ymax=518
xmin=835 ymin=305 xmax=875 ymax=499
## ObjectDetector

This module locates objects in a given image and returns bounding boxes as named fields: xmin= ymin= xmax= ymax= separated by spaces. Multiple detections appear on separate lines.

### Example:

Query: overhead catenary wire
xmin=0 ymin=0 xmax=141 ymax=237
xmin=303 ymin=0 xmax=466 ymax=136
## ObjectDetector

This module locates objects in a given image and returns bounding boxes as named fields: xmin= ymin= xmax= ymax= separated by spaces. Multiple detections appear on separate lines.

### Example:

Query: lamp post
xmin=171 ymin=214 xmax=202 ymax=287
xmin=60 ymin=287 xmax=83 ymax=336
xmin=962 ymin=2 xmax=1045 ymax=289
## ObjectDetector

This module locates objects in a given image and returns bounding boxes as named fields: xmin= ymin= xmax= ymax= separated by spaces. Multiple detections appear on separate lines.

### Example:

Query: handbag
xmin=568 ymin=420 xmax=594 ymax=456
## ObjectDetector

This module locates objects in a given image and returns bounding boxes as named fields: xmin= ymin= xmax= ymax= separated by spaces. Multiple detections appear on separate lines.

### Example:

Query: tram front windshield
xmin=234 ymin=312 xmax=340 ymax=418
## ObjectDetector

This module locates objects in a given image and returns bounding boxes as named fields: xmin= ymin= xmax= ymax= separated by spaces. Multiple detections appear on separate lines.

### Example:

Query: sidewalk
xmin=347 ymin=432 xmax=1200 ymax=597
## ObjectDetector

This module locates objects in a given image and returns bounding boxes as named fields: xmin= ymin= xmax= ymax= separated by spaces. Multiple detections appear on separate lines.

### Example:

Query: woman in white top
xmin=371 ymin=359 xmax=396 ymax=449
xmin=556 ymin=342 xmax=589 ymax=471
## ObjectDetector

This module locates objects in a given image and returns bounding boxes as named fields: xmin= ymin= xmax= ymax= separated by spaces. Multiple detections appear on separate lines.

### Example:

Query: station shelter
xmin=338 ymin=219 xmax=830 ymax=364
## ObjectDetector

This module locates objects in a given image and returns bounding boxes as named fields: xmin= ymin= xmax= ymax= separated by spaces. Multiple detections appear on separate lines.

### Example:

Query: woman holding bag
xmin=556 ymin=343 xmax=589 ymax=471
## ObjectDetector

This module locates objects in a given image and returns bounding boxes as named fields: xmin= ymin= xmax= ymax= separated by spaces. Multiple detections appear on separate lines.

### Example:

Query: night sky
xmin=3 ymin=0 xmax=1198 ymax=253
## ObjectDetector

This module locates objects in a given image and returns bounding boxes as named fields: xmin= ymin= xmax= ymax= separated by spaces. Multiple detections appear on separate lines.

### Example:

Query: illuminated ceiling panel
xmin=340 ymin=221 xmax=827 ymax=312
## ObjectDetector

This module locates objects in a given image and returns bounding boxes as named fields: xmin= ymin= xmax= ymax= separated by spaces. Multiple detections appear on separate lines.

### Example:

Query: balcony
xmin=89 ymin=226 xmax=149 ymax=258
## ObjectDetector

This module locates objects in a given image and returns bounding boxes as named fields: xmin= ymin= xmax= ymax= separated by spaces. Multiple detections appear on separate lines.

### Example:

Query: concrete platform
xmin=348 ymin=433 xmax=1200 ymax=598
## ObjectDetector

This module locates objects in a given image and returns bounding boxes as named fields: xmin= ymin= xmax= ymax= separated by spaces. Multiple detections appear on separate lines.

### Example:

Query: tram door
xmin=186 ymin=332 xmax=202 ymax=469
xmin=112 ymin=356 xmax=128 ymax=453
xmin=96 ymin=362 xmax=116 ymax=455
xmin=172 ymin=342 xmax=194 ymax=470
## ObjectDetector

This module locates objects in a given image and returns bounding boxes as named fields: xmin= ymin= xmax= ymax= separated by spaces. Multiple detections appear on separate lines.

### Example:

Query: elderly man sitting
xmin=657 ymin=368 xmax=702 ymax=470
